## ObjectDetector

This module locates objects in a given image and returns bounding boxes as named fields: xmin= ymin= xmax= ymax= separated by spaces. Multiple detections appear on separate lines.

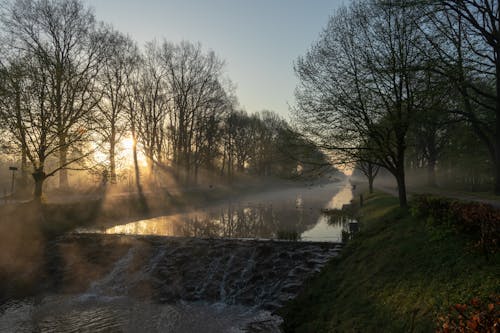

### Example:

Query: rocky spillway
xmin=44 ymin=233 xmax=342 ymax=311
xmin=1 ymin=234 xmax=342 ymax=332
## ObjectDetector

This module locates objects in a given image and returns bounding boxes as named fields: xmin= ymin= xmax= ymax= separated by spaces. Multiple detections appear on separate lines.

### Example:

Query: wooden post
xmin=9 ymin=166 xmax=18 ymax=195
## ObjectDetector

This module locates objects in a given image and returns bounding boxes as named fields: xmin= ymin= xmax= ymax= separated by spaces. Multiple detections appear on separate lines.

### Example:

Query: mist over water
xmin=0 ymin=181 xmax=352 ymax=332
xmin=80 ymin=182 xmax=352 ymax=242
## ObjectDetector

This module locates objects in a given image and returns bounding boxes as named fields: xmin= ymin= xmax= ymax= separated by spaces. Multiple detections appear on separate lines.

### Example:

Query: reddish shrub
xmin=412 ymin=195 xmax=499 ymax=254
xmin=437 ymin=295 xmax=500 ymax=333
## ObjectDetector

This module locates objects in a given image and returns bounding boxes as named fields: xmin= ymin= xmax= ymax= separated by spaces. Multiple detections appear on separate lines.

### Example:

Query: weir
xmin=1 ymin=234 xmax=342 ymax=332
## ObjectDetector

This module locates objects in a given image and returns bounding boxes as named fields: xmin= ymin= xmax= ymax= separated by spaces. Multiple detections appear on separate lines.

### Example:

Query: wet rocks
xmin=46 ymin=234 xmax=342 ymax=312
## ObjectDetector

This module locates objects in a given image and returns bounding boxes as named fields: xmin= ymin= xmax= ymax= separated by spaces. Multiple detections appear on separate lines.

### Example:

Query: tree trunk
xmin=426 ymin=132 xmax=438 ymax=187
xmin=58 ymin=136 xmax=69 ymax=189
xmin=220 ymin=148 xmax=226 ymax=177
xmin=32 ymin=168 xmax=46 ymax=201
xmin=427 ymin=159 xmax=437 ymax=187
xmin=21 ymin=145 xmax=29 ymax=189
xmin=368 ymin=175 xmax=374 ymax=194
xmin=15 ymin=86 xmax=29 ymax=191
xmin=194 ymin=164 xmax=199 ymax=185
xmin=494 ymin=46 xmax=500 ymax=195
xmin=237 ymin=161 xmax=244 ymax=173
xmin=110 ymin=129 xmax=117 ymax=184
xmin=132 ymin=137 xmax=148 ymax=214
xmin=395 ymin=169 xmax=407 ymax=208
xmin=110 ymin=148 xmax=116 ymax=184
xmin=495 ymin=150 xmax=500 ymax=195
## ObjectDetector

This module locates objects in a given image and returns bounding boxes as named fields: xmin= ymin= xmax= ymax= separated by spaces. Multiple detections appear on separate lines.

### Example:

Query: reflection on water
xmin=85 ymin=182 xmax=354 ymax=242
xmin=103 ymin=205 xmax=315 ymax=240
xmin=301 ymin=184 xmax=353 ymax=242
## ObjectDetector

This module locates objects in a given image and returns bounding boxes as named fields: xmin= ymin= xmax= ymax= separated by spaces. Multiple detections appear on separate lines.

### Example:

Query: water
xmin=0 ymin=181 xmax=353 ymax=332
xmin=80 ymin=181 xmax=354 ymax=242
xmin=0 ymin=296 xmax=283 ymax=332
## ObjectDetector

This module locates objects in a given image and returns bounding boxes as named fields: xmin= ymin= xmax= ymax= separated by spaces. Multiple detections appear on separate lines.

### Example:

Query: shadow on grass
xmin=280 ymin=192 xmax=499 ymax=333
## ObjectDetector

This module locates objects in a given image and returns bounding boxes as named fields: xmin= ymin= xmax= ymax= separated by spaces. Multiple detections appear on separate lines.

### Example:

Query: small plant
xmin=341 ymin=229 xmax=351 ymax=243
xmin=276 ymin=230 xmax=301 ymax=241
xmin=437 ymin=295 xmax=500 ymax=332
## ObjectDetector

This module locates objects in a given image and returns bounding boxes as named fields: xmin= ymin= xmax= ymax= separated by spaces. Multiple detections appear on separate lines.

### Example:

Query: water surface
xmin=81 ymin=181 xmax=353 ymax=242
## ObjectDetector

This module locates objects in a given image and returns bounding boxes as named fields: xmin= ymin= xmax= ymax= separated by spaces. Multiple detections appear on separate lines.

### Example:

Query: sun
xmin=118 ymin=136 xmax=148 ymax=168
xmin=122 ymin=137 xmax=135 ymax=151
xmin=92 ymin=136 xmax=148 ymax=170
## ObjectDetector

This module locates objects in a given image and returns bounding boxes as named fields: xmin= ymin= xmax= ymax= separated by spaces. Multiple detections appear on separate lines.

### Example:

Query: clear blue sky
xmin=84 ymin=0 xmax=344 ymax=119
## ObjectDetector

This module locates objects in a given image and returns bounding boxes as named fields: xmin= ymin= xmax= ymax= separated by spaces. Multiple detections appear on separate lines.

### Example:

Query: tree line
xmin=0 ymin=0 xmax=328 ymax=200
xmin=294 ymin=0 xmax=500 ymax=207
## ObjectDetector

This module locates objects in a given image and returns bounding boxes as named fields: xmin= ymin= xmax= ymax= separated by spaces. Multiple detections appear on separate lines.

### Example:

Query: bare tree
xmin=0 ymin=56 xmax=30 ymax=190
xmin=96 ymin=29 xmax=140 ymax=183
xmin=419 ymin=1 xmax=500 ymax=193
xmin=357 ymin=160 xmax=380 ymax=194
xmin=159 ymin=41 xmax=226 ymax=183
xmin=123 ymin=55 xmax=150 ymax=212
xmin=294 ymin=1 xmax=430 ymax=207
xmin=225 ymin=110 xmax=257 ymax=172
xmin=133 ymin=41 xmax=170 ymax=185
xmin=0 ymin=0 xmax=106 ymax=199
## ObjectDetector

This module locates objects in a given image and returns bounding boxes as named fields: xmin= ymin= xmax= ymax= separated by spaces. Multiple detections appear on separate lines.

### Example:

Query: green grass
xmin=280 ymin=192 xmax=500 ymax=333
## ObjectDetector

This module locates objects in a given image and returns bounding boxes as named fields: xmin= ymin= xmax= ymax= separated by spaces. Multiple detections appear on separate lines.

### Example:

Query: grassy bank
xmin=280 ymin=192 xmax=499 ymax=332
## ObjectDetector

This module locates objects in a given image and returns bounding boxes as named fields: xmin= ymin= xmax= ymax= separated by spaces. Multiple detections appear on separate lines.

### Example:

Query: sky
xmin=84 ymin=0 xmax=344 ymax=119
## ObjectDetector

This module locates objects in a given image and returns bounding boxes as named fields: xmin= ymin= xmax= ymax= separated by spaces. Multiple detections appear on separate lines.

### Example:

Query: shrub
xmin=276 ymin=230 xmax=301 ymax=241
xmin=412 ymin=195 xmax=500 ymax=254
xmin=437 ymin=295 xmax=500 ymax=333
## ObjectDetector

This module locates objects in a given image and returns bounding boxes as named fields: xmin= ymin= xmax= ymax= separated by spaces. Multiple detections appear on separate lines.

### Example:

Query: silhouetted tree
xmin=419 ymin=1 xmax=500 ymax=194
xmin=0 ymin=0 xmax=107 ymax=197
xmin=294 ymin=1 xmax=430 ymax=207
xmin=96 ymin=30 xmax=140 ymax=183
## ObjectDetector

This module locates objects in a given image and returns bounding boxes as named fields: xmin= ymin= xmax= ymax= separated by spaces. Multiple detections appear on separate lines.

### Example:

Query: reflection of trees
xmin=175 ymin=203 xmax=319 ymax=239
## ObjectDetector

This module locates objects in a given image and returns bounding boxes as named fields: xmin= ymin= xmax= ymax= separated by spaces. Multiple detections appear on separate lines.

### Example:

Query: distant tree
xmin=134 ymin=41 xmax=169 ymax=179
xmin=124 ymin=60 xmax=148 ymax=210
xmin=190 ymin=78 xmax=229 ymax=183
xmin=274 ymin=127 xmax=334 ymax=179
xmin=96 ymin=29 xmax=140 ymax=183
xmin=419 ymin=1 xmax=500 ymax=193
xmin=251 ymin=111 xmax=287 ymax=177
xmin=355 ymin=144 xmax=382 ymax=194
xmin=228 ymin=111 xmax=258 ymax=172
xmin=406 ymin=65 xmax=457 ymax=187
xmin=158 ymin=41 xmax=227 ymax=183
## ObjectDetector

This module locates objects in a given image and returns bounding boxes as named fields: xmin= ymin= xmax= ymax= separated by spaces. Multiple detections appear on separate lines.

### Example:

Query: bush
xmin=412 ymin=195 xmax=499 ymax=255
xmin=437 ymin=295 xmax=500 ymax=333
xmin=276 ymin=230 xmax=301 ymax=241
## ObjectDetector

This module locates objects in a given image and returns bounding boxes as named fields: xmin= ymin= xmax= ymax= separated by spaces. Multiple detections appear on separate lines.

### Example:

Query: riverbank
xmin=280 ymin=191 xmax=499 ymax=332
